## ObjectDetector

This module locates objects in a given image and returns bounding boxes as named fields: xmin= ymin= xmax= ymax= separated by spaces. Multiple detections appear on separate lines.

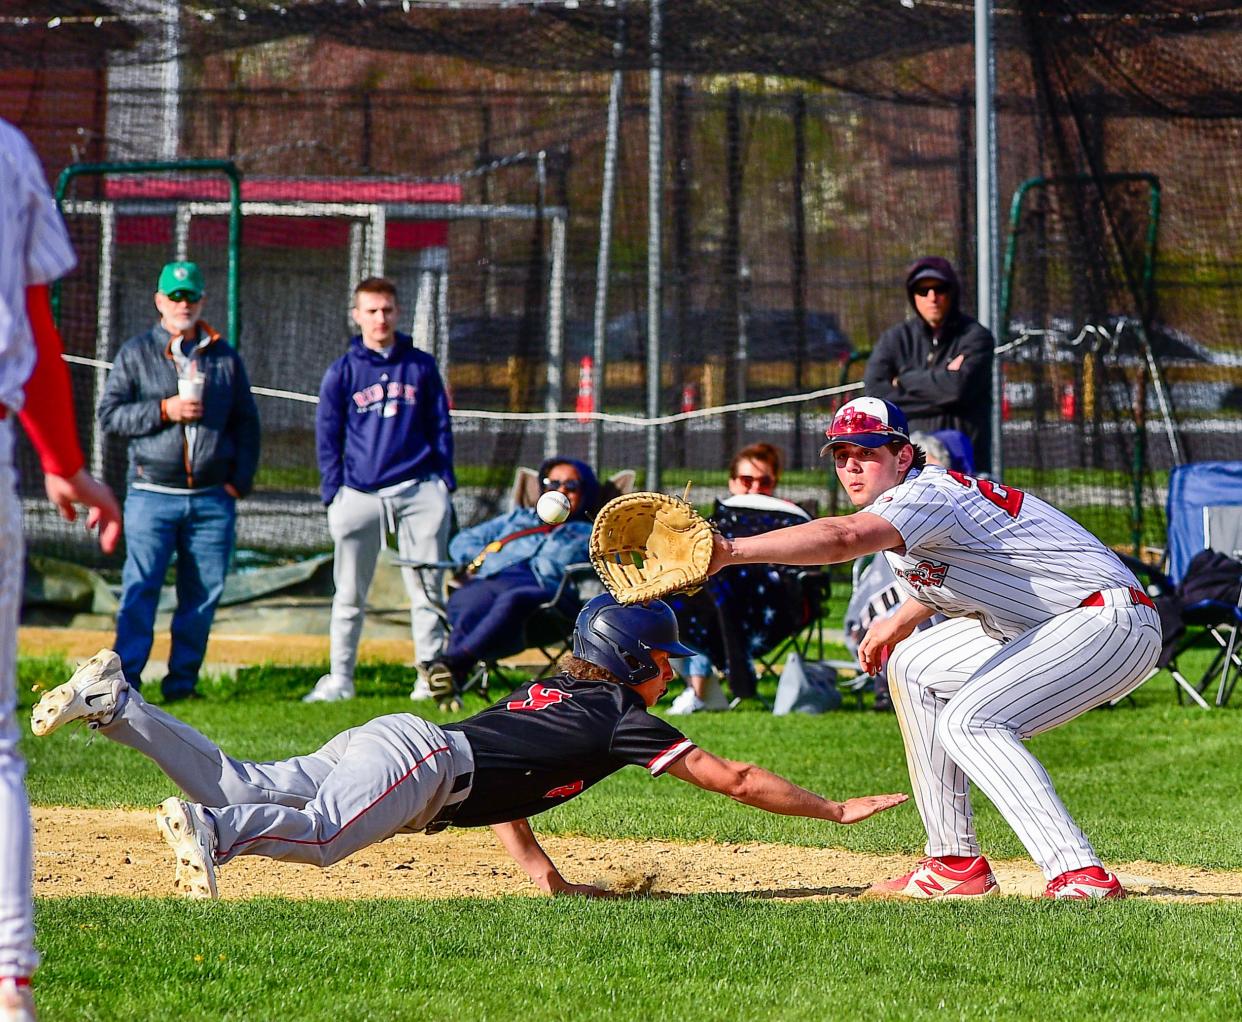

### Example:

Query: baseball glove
xmin=589 ymin=491 xmax=715 ymax=604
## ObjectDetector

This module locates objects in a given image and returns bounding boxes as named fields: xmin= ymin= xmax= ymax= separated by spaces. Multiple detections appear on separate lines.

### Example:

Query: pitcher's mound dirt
xmin=33 ymin=808 xmax=1242 ymax=903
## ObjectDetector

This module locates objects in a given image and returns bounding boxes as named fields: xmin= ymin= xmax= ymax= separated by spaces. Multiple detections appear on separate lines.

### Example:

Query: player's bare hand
xmin=707 ymin=534 xmax=733 ymax=577
xmin=164 ymin=395 xmax=202 ymax=422
xmin=860 ymin=599 xmax=938 ymax=674
xmin=833 ymin=792 xmax=908 ymax=824
xmin=947 ymin=354 xmax=965 ymax=371
xmin=43 ymin=469 xmax=122 ymax=554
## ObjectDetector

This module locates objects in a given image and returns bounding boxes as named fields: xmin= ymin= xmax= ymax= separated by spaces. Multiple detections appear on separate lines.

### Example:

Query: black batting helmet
xmin=572 ymin=593 xmax=696 ymax=685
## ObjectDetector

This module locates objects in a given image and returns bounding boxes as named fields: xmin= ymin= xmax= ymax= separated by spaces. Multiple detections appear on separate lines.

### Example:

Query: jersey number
xmin=947 ymin=471 xmax=1025 ymax=518
xmin=507 ymin=684 xmax=571 ymax=712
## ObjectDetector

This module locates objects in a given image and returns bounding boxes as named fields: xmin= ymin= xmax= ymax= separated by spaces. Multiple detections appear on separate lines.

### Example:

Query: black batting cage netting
xmin=4 ymin=1 xmax=1241 ymax=569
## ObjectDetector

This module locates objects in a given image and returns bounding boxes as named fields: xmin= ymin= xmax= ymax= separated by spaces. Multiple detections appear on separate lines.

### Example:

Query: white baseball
xmin=536 ymin=489 xmax=572 ymax=525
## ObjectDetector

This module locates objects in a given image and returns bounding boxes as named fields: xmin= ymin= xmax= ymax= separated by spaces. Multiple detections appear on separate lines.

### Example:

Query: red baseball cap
xmin=820 ymin=397 xmax=911 ymax=456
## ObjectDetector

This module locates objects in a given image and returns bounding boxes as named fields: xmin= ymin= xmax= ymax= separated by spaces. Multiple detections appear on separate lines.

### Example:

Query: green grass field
xmin=18 ymin=654 xmax=1242 ymax=1021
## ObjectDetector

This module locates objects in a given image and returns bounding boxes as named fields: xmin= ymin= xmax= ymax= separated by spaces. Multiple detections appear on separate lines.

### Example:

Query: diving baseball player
xmin=1 ymin=118 xmax=123 ymax=1022
xmin=709 ymin=396 xmax=1161 ymax=900
xmin=30 ymin=595 xmax=905 ymax=900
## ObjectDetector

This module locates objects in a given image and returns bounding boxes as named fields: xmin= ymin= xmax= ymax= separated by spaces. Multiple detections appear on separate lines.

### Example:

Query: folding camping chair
xmin=1124 ymin=461 xmax=1242 ymax=708
xmin=754 ymin=567 xmax=832 ymax=677
xmin=395 ymin=466 xmax=632 ymax=698
xmin=666 ymin=495 xmax=825 ymax=704
xmin=478 ymin=561 xmax=605 ymax=688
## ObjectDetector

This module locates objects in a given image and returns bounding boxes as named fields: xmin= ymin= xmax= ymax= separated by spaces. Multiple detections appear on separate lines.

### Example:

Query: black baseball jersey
xmin=444 ymin=675 xmax=694 ymax=827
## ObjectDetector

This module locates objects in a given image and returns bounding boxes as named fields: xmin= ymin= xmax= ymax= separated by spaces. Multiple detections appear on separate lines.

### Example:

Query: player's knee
xmin=303 ymin=829 xmax=353 ymax=867
xmin=934 ymin=704 xmax=980 ymax=757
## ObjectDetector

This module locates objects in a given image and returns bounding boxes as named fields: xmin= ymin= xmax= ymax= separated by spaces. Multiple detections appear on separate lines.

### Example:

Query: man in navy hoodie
xmin=304 ymin=278 xmax=455 ymax=704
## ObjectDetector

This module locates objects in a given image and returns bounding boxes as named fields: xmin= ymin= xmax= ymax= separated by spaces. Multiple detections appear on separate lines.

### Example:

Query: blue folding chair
xmin=1151 ymin=461 xmax=1242 ymax=707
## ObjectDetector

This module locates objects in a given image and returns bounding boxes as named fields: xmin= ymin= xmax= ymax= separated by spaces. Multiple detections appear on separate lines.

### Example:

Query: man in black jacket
xmin=864 ymin=256 xmax=995 ymax=472
xmin=98 ymin=261 xmax=260 ymax=701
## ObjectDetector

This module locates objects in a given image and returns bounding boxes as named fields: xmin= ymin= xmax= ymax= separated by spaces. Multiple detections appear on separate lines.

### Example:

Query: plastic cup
xmin=178 ymin=377 xmax=204 ymax=402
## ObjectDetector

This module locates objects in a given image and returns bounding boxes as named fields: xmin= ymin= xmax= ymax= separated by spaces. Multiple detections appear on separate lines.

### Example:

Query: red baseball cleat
xmin=1043 ymin=868 xmax=1125 ymax=900
xmin=867 ymin=856 xmax=999 ymax=899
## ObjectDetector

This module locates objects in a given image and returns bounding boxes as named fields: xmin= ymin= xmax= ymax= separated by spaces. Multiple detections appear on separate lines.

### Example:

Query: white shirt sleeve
xmin=863 ymin=475 xmax=957 ymax=556
xmin=15 ymin=135 xmax=77 ymax=286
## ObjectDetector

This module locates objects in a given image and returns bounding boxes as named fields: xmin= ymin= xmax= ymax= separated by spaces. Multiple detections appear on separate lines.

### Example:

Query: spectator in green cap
xmin=98 ymin=260 xmax=260 ymax=702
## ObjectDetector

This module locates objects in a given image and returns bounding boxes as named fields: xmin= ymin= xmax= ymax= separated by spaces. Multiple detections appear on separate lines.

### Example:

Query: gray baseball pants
xmin=328 ymin=480 xmax=452 ymax=678
xmin=99 ymin=688 xmax=474 ymax=866
xmin=888 ymin=592 xmax=1160 ymax=879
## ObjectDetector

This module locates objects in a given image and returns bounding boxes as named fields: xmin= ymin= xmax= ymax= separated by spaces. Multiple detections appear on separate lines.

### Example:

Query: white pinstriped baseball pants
xmin=887 ymin=594 xmax=1161 ymax=879
xmin=0 ymin=419 xmax=36 ymax=976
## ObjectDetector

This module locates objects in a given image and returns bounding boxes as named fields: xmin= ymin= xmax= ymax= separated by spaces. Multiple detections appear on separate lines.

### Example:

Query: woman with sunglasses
xmin=424 ymin=458 xmax=601 ymax=705
xmin=862 ymin=255 xmax=995 ymax=472
xmin=668 ymin=443 xmax=811 ymax=715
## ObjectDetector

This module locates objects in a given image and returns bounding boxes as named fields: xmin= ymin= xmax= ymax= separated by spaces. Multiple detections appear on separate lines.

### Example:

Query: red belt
xmin=0 ymin=407 xmax=8 ymax=420
xmin=1079 ymin=586 xmax=1154 ymax=610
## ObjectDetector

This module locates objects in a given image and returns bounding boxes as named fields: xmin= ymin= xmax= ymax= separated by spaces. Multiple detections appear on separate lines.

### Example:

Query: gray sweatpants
xmin=328 ymin=481 xmax=452 ymax=677
xmin=99 ymin=688 xmax=474 ymax=866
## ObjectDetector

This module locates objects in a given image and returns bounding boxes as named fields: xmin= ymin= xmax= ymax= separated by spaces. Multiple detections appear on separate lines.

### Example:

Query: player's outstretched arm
xmin=490 ymin=819 xmax=613 ymax=898
xmin=707 ymin=512 xmax=904 ymax=575
xmin=667 ymin=748 xmax=907 ymax=824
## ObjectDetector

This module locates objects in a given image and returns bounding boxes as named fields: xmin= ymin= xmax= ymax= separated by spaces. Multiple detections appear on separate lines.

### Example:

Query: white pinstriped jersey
xmin=862 ymin=465 xmax=1139 ymax=642
xmin=0 ymin=119 xmax=78 ymax=413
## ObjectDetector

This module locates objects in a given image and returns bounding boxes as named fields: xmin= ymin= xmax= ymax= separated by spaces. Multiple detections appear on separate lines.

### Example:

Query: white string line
xmin=62 ymin=352 xmax=864 ymax=424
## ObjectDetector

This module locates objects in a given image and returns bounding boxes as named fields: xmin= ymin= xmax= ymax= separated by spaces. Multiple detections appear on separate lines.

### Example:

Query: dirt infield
xmin=19 ymin=627 xmax=409 ymax=668
xmin=33 ymin=808 xmax=1242 ymax=904
xmin=18 ymin=627 xmax=546 ymax=672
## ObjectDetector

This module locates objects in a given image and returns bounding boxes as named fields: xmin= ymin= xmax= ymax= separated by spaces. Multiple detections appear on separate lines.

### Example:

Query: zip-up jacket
xmin=864 ymin=312 xmax=995 ymax=469
xmin=448 ymin=507 xmax=591 ymax=592
xmin=316 ymin=333 xmax=455 ymax=505
xmin=98 ymin=321 xmax=260 ymax=494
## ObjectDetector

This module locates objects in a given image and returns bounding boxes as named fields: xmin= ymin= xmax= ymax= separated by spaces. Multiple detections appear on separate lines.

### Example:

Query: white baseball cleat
xmin=0 ymin=977 xmax=35 ymax=1022
xmin=302 ymin=673 xmax=355 ymax=703
xmin=30 ymin=648 xmax=126 ymax=736
xmin=866 ymin=855 xmax=1000 ymax=899
xmin=155 ymin=798 xmax=219 ymax=900
xmin=1044 ymin=868 xmax=1125 ymax=900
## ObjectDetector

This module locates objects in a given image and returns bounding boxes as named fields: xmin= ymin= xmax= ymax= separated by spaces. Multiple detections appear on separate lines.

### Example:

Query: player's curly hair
xmin=557 ymin=653 xmax=623 ymax=684
xmin=888 ymin=439 xmax=927 ymax=473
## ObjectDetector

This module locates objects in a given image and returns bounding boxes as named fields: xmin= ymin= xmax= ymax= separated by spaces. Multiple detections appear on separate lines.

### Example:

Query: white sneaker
xmin=668 ymin=687 xmax=706 ymax=715
xmin=155 ymin=798 xmax=218 ymax=900
xmin=410 ymin=673 xmax=434 ymax=701
xmin=31 ymin=648 xmax=126 ymax=736
xmin=0 ymin=977 xmax=35 ymax=1022
xmin=302 ymin=673 xmax=354 ymax=703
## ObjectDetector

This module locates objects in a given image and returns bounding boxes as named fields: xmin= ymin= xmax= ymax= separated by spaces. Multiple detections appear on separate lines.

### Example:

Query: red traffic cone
xmin=681 ymin=381 xmax=698 ymax=413
xmin=1060 ymin=383 xmax=1076 ymax=420
xmin=576 ymin=356 xmax=595 ymax=423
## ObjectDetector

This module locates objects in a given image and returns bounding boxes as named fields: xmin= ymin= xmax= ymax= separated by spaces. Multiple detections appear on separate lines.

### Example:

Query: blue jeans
xmin=675 ymin=651 xmax=713 ymax=678
xmin=115 ymin=488 xmax=236 ymax=698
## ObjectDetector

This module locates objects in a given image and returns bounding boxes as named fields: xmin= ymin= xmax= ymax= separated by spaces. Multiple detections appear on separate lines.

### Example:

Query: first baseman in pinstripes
xmin=30 ymin=595 xmax=905 ymax=901
xmin=1 ymin=118 xmax=123 ymax=1022
xmin=708 ymin=397 xmax=1162 ymax=900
